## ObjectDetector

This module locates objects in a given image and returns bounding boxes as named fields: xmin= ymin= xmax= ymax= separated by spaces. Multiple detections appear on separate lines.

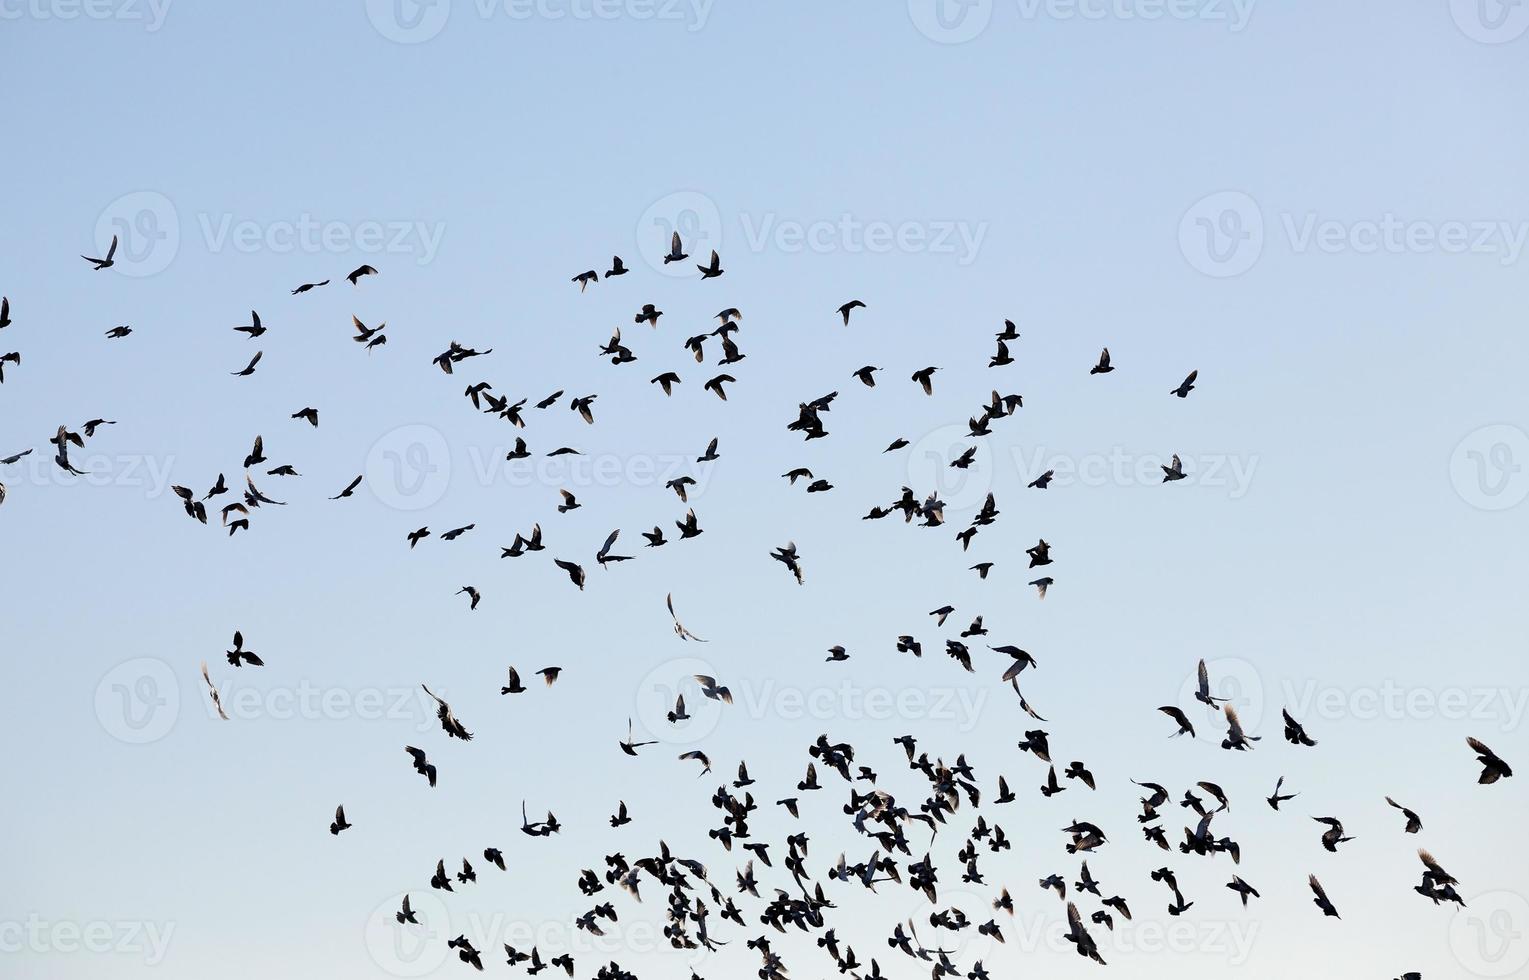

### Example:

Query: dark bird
xmin=1194 ymin=658 xmax=1226 ymax=706
xmin=105 ymin=325 xmax=133 ymax=339
xmin=1267 ymin=776 xmax=1297 ymax=810
xmin=697 ymin=250 xmax=723 ymax=278
xmin=1308 ymin=874 xmax=1340 ymax=918
xmin=1226 ymin=875 xmax=1260 ymax=906
xmin=619 ymin=719 xmax=657 ymax=756
xmin=421 ymin=685 xmax=473 ymax=740
xmin=1386 ymin=796 xmax=1422 ymax=834
xmin=231 ymin=351 xmax=263 ymax=377
xmin=346 ymin=264 xmax=378 ymax=285
xmin=81 ymin=234 xmax=118 ymax=270
xmin=606 ymin=256 xmax=628 ymax=277
xmin=704 ymin=374 xmax=735 ymax=400
xmin=1171 ymin=369 xmax=1198 ymax=398
xmin=329 ymin=805 xmax=351 ymax=836
xmin=838 ymin=300 xmax=866 ymax=325
xmin=291 ymin=279 xmax=328 ymax=294
xmin=0 ymin=296 xmax=10 ymax=329
xmin=572 ymin=270 xmax=598 ymax=291
xmin=1313 ymin=816 xmax=1355 ymax=852
xmin=501 ymin=666 xmax=527 ymax=695
xmin=330 ymin=475 xmax=363 ymax=499
xmin=225 ymin=630 xmax=264 ymax=667
xmin=1089 ymin=347 xmax=1113 ymax=374
xmin=1468 ymin=736 xmax=1513 ymax=783
xmin=405 ymin=746 xmax=437 ymax=786
xmin=651 ymin=372 xmax=681 ymax=395
xmin=291 ymin=407 xmax=319 ymax=427
xmin=1161 ymin=454 xmax=1187 ymax=482
xmin=911 ymin=366 xmax=939 ymax=395
xmin=662 ymin=231 xmax=688 ymax=265
xmin=234 ymin=310 xmax=264 ymax=338
xmin=1282 ymin=708 xmax=1317 ymax=746
xmin=457 ymin=586 xmax=481 ymax=610
xmin=554 ymin=558 xmax=586 ymax=590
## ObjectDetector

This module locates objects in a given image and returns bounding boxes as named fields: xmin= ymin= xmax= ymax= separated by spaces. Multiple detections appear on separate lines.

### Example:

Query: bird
xmin=291 ymin=279 xmax=328 ymax=294
xmin=405 ymin=746 xmax=437 ymax=786
xmin=1308 ymin=874 xmax=1340 ymax=918
xmin=81 ymin=235 xmax=118 ymax=270
xmin=1282 ymin=708 xmax=1317 ymax=746
xmin=329 ymin=805 xmax=351 ymax=836
xmin=328 ymin=475 xmax=363 ymax=500
xmin=231 ymin=351 xmax=263 ymax=377
xmin=395 ymin=895 xmax=417 ymax=924
xmin=666 ymin=593 xmax=707 ymax=642
xmin=572 ymin=270 xmax=598 ymax=291
xmin=1161 ymin=454 xmax=1186 ymax=482
xmin=199 ymin=661 xmax=229 ymax=721
xmin=346 ymin=264 xmax=378 ymax=285
xmin=596 ymin=530 xmax=632 ymax=567
xmin=911 ymin=366 xmax=939 ymax=395
xmin=651 ymin=372 xmax=680 ymax=395
xmin=0 ymin=296 xmax=9 ymax=329
xmin=697 ymin=250 xmax=723 ymax=278
xmin=0 ymin=352 xmax=19 ymax=384
xmin=1194 ymin=659 xmax=1226 ymax=706
xmin=1226 ymin=876 xmax=1260 ymax=906
xmin=1386 ymin=796 xmax=1422 ymax=833
xmin=1267 ymin=776 xmax=1298 ymax=810
xmin=1172 ymin=369 xmax=1198 ymax=397
xmin=456 ymin=586 xmax=481 ymax=610
xmin=225 ymin=630 xmax=263 ymax=667
xmin=704 ymin=374 xmax=735 ymax=400
xmin=421 ymin=685 xmax=473 ymax=740
xmin=554 ymin=559 xmax=586 ymax=590
xmin=619 ymin=719 xmax=656 ymax=756
xmin=234 ymin=310 xmax=264 ymax=338
xmin=1221 ymin=704 xmax=1259 ymax=750
xmin=838 ymin=300 xmax=866 ymax=325
xmin=662 ymin=231 xmax=688 ymax=264
xmin=290 ymin=407 xmax=319 ymax=427
xmin=606 ymin=256 xmax=628 ymax=277
xmin=1089 ymin=347 xmax=1113 ymax=374
xmin=105 ymin=325 xmax=132 ymax=339
xmin=1313 ymin=816 xmax=1355 ymax=851
xmin=1467 ymin=736 xmax=1514 ymax=783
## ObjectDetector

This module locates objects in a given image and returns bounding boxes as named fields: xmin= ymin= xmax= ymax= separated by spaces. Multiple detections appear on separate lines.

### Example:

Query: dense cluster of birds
xmin=3 ymin=228 xmax=1515 ymax=979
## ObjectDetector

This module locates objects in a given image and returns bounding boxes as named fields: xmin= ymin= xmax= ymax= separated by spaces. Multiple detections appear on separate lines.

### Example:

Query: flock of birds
xmin=3 ymin=227 xmax=1516 ymax=979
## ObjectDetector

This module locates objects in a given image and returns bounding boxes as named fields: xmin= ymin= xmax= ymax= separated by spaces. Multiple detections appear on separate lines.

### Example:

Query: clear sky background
xmin=3 ymin=1 xmax=1528 ymax=978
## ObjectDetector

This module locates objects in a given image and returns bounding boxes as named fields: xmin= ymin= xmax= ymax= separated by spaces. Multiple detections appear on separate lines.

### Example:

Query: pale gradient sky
xmin=2 ymin=2 xmax=1528 ymax=979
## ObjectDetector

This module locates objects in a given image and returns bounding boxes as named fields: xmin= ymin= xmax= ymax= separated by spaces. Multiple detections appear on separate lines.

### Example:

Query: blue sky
xmin=3 ymin=1 xmax=1528 ymax=978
